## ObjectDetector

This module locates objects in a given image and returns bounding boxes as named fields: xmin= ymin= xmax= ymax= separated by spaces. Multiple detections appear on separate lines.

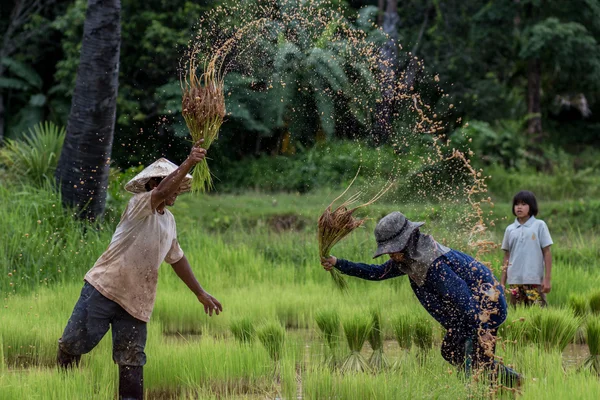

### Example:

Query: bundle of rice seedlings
xmin=367 ymin=309 xmax=388 ymax=371
xmin=318 ymin=170 xmax=393 ymax=290
xmin=315 ymin=309 xmax=341 ymax=368
xmin=181 ymin=55 xmax=226 ymax=192
xmin=569 ymin=294 xmax=589 ymax=318
xmin=569 ymin=294 xmax=589 ymax=344
xmin=340 ymin=314 xmax=374 ymax=373
xmin=230 ymin=317 xmax=255 ymax=344
xmin=413 ymin=317 xmax=433 ymax=365
xmin=393 ymin=314 xmax=414 ymax=351
xmin=413 ymin=317 xmax=434 ymax=351
xmin=529 ymin=308 xmax=580 ymax=352
xmin=257 ymin=322 xmax=286 ymax=363
xmin=589 ymin=292 xmax=600 ymax=315
xmin=582 ymin=316 xmax=600 ymax=375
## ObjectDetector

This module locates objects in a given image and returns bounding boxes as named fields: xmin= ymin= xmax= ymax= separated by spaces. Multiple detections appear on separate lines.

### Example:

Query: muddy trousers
xmin=57 ymin=282 xmax=147 ymax=400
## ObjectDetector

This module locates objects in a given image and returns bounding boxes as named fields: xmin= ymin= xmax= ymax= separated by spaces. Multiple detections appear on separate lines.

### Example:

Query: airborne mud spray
xmin=183 ymin=1 xmax=506 ymax=394
xmin=182 ymin=0 xmax=495 ymax=248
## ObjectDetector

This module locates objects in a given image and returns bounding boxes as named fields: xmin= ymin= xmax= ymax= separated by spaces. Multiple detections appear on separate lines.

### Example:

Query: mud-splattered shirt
xmin=85 ymin=191 xmax=184 ymax=322
xmin=335 ymin=250 xmax=507 ymax=334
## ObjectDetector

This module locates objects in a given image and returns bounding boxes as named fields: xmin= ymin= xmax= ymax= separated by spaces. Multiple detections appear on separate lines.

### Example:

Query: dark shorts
xmin=58 ymin=282 xmax=147 ymax=366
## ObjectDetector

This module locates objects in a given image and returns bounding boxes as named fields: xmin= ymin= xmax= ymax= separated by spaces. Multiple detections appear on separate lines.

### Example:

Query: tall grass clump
xmin=0 ymin=183 xmax=113 ymax=294
xmin=589 ymin=292 xmax=600 ymax=315
xmin=340 ymin=314 xmax=374 ymax=373
xmin=569 ymin=295 xmax=589 ymax=318
xmin=569 ymin=294 xmax=589 ymax=344
xmin=582 ymin=316 xmax=600 ymax=375
xmin=529 ymin=308 xmax=580 ymax=352
xmin=393 ymin=314 xmax=414 ymax=350
xmin=318 ymin=171 xmax=392 ymax=290
xmin=257 ymin=321 xmax=286 ymax=363
xmin=181 ymin=55 xmax=225 ymax=193
xmin=230 ymin=317 xmax=255 ymax=344
xmin=413 ymin=317 xmax=434 ymax=351
xmin=367 ymin=309 xmax=388 ymax=371
xmin=315 ymin=309 xmax=341 ymax=368
xmin=0 ymin=121 xmax=65 ymax=186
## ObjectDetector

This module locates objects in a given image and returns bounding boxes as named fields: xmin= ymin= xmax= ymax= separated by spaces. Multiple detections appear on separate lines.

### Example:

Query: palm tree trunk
xmin=55 ymin=0 xmax=121 ymax=222
xmin=527 ymin=58 xmax=542 ymax=141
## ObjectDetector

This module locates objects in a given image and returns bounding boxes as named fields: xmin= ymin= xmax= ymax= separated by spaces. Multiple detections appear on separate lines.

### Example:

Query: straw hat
xmin=372 ymin=212 xmax=424 ymax=258
xmin=125 ymin=158 xmax=192 ymax=194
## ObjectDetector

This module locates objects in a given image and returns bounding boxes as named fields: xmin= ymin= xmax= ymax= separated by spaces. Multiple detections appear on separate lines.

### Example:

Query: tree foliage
xmin=0 ymin=0 xmax=598 ymax=171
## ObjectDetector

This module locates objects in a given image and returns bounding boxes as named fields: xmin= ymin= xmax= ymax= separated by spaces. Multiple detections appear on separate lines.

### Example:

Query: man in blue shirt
xmin=321 ymin=211 xmax=520 ymax=386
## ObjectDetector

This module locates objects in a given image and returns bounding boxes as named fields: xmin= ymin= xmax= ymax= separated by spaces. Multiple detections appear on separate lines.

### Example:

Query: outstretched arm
xmin=170 ymin=255 xmax=222 ymax=316
xmin=322 ymin=256 xmax=405 ymax=281
xmin=151 ymin=140 xmax=206 ymax=210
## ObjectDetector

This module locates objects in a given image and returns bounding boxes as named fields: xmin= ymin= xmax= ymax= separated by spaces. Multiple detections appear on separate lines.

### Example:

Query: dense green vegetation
xmin=2 ymin=174 xmax=600 ymax=398
xmin=2 ymin=0 xmax=599 ymax=173
xmin=2 ymin=0 xmax=600 ymax=398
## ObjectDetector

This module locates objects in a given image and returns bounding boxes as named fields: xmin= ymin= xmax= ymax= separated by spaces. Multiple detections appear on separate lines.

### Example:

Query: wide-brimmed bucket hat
xmin=124 ymin=158 xmax=192 ymax=194
xmin=373 ymin=212 xmax=424 ymax=258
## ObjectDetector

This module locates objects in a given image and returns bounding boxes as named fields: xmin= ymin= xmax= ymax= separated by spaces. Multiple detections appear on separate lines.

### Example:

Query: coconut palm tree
xmin=55 ymin=0 xmax=121 ymax=221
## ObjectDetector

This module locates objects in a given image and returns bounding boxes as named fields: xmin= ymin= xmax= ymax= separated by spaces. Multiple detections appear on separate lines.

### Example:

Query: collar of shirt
xmin=514 ymin=215 xmax=536 ymax=228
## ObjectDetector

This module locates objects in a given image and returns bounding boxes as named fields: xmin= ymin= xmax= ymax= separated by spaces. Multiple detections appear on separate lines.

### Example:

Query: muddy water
xmin=562 ymin=343 xmax=590 ymax=369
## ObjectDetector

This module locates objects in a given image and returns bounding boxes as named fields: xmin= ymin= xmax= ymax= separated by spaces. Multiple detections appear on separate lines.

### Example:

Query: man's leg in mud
xmin=112 ymin=305 xmax=147 ymax=400
xmin=57 ymin=282 xmax=112 ymax=368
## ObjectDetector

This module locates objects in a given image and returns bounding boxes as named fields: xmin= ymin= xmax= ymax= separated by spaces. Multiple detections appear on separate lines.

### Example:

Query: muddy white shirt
xmin=85 ymin=191 xmax=184 ymax=322
xmin=501 ymin=216 xmax=553 ymax=285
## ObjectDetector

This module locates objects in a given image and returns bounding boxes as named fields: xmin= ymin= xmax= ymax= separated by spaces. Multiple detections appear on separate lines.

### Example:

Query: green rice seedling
xmin=257 ymin=321 xmax=286 ymax=363
xmin=393 ymin=313 xmax=414 ymax=350
xmin=315 ymin=309 xmax=342 ymax=368
xmin=569 ymin=294 xmax=589 ymax=344
xmin=582 ymin=316 xmax=600 ymax=375
xmin=230 ymin=317 xmax=256 ymax=344
xmin=569 ymin=294 xmax=589 ymax=318
xmin=529 ymin=307 xmax=580 ymax=352
xmin=497 ymin=306 xmax=531 ymax=346
xmin=0 ymin=333 xmax=5 ymax=373
xmin=589 ymin=292 xmax=600 ymax=315
xmin=413 ymin=317 xmax=433 ymax=365
xmin=413 ymin=317 xmax=433 ymax=351
xmin=340 ymin=314 xmax=374 ymax=373
xmin=367 ymin=309 xmax=388 ymax=371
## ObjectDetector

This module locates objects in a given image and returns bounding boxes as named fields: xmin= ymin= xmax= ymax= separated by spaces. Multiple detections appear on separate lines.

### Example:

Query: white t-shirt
xmin=501 ymin=216 xmax=553 ymax=285
xmin=85 ymin=191 xmax=184 ymax=322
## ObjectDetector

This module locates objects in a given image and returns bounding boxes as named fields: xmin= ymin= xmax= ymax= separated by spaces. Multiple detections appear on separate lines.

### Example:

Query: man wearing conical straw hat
xmin=321 ymin=211 xmax=521 ymax=387
xmin=57 ymin=140 xmax=222 ymax=400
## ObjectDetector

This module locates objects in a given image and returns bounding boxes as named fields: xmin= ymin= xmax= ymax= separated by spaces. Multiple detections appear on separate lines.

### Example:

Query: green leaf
xmin=29 ymin=94 xmax=47 ymax=107
xmin=0 ymin=77 xmax=29 ymax=91
xmin=1 ymin=57 xmax=43 ymax=89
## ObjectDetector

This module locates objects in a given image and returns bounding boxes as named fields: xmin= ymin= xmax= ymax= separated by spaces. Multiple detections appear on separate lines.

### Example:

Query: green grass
xmin=3 ymin=182 xmax=600 ymax=398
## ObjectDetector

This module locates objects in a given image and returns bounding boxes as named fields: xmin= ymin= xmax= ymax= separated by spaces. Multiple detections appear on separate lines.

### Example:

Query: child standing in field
xmin=500 ymin=190 xmax=553 ymax=307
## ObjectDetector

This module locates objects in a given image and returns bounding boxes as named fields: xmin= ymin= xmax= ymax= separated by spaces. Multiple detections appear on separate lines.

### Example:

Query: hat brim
xmin=372 ymin=221 xmax=424 ymax=258
xmin=124 ymin=176 xmax=192 ymax=194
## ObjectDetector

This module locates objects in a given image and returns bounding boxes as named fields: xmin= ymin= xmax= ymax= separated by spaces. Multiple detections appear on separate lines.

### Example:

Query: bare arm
xmin=171 ymin=255 xmax=222 ymax=316
xmin=542 ymin=246 xmax=552 ymax=293
xmin=151 ymin=140 xmax=206 ymax=210
xmin=500 ymin=250 xmax=510 ymax=288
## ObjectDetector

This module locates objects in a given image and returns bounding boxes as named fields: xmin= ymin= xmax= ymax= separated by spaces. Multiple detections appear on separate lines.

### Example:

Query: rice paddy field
xmin=2 ymin=187 xmax=600 ymax=399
